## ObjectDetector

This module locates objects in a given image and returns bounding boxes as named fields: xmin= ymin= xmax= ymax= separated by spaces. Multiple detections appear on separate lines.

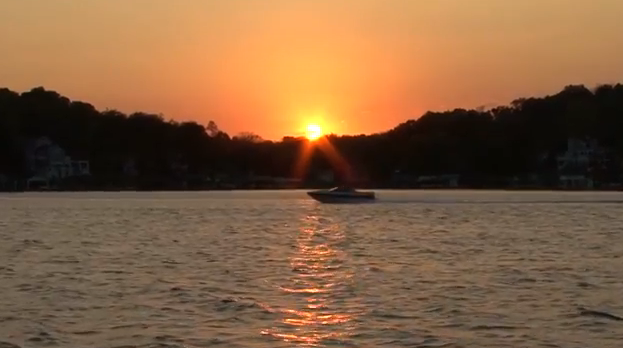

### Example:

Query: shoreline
xmin=2 ymin=186 xmax=623 ymax=193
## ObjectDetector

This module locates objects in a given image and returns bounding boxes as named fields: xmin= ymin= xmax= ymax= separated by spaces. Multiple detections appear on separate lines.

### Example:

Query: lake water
xmin=1 ymin=190 xmax=623 ymax=348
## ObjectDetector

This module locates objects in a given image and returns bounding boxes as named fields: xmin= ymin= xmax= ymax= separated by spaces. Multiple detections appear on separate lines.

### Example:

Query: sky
xmin=1 ymin=0 xmax=623 ymax=140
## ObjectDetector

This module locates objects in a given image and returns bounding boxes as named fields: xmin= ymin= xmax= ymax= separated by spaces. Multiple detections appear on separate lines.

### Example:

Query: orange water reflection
xmin=262 ymin=213 xmax=362 ymax=346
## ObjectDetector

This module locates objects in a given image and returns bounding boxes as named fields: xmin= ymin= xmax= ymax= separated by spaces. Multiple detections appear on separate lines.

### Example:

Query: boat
xmin=306 ymin=186 xmax=376 ymax=203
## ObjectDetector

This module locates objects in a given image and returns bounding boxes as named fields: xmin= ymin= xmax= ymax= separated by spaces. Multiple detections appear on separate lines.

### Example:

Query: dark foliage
xmin=1 ymin=84 xmax=623 ymax=189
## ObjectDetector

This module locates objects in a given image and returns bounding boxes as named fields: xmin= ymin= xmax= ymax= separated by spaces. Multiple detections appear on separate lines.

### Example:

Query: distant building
xmin=556 ymin=137 xmax=607 ymax=189
xmin=559 ymin=174 xmax=594 ymax=189
xmin=123 ymin=158 xmax=138 ymax=177
xmin=24 ymin=137 xmax=90 ymax=189
xmin=416 ymin=174 xmax=460 ymax=188
xmin=556 ymin=137 xmax=605 ymax=173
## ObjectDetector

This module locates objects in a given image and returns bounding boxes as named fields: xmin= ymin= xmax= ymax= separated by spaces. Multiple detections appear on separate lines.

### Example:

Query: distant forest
xmin=1 ymin=83 xmax=623 ymax=190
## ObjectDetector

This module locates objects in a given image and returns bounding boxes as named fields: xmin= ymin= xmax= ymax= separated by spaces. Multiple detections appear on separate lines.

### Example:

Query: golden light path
xmin=261 ymin=213 xmax=364 ymax=346
xmin=258 ymin=126 xmax=366 ymax=345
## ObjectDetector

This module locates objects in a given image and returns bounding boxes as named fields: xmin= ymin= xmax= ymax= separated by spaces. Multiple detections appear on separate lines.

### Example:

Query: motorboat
xmin=307 ymin=186 xmax=376 ymax=203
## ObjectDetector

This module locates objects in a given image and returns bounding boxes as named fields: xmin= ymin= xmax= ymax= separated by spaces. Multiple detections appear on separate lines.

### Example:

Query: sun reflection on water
xmin=261 ymin=213 xmax=362 ymax=346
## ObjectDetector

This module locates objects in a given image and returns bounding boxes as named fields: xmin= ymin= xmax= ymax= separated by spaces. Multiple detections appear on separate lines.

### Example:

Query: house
xmin=556 ymin=138 xmax=604 ymax=172
xmin=24 ymin=137 xmax=90 ymax=189
xmin=556 ymin=137 xmax=607 ymax=189
xmin=416 ymin=174 xmax=460 ymax=188
xmin=559 ymin=174 xmax=594 ymax=189
xmin=123 ymin=158 xmax=138 ymax=177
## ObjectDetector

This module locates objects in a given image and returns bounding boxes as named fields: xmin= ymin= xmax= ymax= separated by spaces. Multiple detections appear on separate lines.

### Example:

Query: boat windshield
xmin=329 ymin=186 xmax=356 ymax=192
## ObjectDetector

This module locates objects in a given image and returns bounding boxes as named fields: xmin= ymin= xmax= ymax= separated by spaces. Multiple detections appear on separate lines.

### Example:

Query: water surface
xmin=1 ymin=190 xmax=623 ymax=347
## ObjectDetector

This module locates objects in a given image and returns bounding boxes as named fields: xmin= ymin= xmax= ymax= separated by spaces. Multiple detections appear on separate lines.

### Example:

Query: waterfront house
xmin=24 ymin=137 xmax=90 ymax=189
xmin=556 ymin=137 xmax=607 ymax=189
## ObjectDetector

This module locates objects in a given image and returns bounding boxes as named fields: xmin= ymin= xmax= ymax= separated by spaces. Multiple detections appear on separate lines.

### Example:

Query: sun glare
xmin=305 ymin=124 xmax=323 ymax=140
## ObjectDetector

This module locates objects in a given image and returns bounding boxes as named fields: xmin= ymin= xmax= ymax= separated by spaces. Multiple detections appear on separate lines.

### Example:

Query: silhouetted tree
xmin=2 ymin=83 xmax=623 ymax=189
xmin=233 ymin=132 xmax=263 ymax=143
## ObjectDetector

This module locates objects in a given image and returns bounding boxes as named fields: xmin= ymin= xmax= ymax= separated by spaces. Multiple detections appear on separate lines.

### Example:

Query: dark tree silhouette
xmin=1 ymin=83 xmax=623 ymax=190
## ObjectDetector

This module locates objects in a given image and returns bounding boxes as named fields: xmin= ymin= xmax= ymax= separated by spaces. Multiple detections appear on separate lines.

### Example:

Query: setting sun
xmin=305 ymin=124 xmax=323 ymax=140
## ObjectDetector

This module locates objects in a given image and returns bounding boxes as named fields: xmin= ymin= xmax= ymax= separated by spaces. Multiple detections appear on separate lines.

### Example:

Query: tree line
xmin=1 ymin=83 xmax=623 ymax=189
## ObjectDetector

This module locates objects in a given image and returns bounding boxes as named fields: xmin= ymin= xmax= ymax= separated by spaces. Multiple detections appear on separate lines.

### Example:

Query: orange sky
xmin=1 ymin=0 xmax=622 ymax=140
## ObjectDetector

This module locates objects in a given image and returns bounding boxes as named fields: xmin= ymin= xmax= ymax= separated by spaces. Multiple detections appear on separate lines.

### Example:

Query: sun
xmin=305 ymin=124 xmax=323 ymax=140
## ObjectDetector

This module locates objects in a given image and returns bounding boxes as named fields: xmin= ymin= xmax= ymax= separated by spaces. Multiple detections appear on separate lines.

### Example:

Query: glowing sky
xmin=1 ymin=0 xmax=622 ymax=140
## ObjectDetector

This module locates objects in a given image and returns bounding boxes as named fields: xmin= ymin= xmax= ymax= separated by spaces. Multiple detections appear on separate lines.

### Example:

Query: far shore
xmin=2 ymin=186 xmax=623 ymax=193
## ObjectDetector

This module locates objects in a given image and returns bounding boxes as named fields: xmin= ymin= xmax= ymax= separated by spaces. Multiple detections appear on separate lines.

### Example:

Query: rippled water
xmin=2 ymin=190 xmax=623 ymax=348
